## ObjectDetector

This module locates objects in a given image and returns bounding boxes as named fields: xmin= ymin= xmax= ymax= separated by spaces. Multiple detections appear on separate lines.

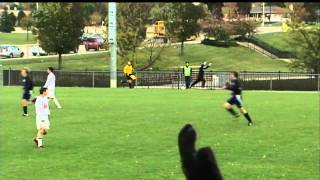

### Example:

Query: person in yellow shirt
xmin=123 ymin=61 xmax=135 ymax=88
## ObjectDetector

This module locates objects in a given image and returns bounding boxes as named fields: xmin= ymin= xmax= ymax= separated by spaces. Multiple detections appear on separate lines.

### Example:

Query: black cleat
xmin=38 ymin=146 xmax=44 ymax=149
xmin=33 ymin=138 xmax=38 ymax=147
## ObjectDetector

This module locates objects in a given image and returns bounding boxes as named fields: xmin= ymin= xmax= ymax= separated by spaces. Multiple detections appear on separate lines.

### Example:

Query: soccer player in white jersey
xmin=44 ymin=67 xmax=62 ymax=109
xmin=33 ymin=87 xmax=50 ymax=149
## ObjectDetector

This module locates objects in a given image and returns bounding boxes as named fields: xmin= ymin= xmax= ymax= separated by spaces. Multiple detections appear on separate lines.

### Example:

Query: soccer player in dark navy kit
xmin=21 ymin=67 xmax=34 ymax=117
xmin=223 ymin=71 xmax=253 ymax=126
xmin=190 ymin=62 xmax=212 ymax=88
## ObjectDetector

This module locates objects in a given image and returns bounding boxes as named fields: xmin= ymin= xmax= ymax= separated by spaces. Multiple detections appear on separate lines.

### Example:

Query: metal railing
xmin=2 ymin=69 xmax=319 ymax=91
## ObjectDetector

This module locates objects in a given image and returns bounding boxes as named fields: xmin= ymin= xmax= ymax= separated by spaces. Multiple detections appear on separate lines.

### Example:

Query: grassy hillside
xmin=254 ymin=32 xmax=293 ymax=53
xmin=0 ymin=33 xmax=37 ymax=45
xmin=1 ymin=44 xmax=290 ymax=71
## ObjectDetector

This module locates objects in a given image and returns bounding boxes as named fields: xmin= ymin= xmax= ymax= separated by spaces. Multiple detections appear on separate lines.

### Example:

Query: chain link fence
xmin=2 ymin=68 xmax=320 ymax=91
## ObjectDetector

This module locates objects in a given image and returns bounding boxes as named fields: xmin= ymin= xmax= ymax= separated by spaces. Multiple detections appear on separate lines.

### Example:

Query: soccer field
xmin=1 ymin=87 xmax=319 ymax=180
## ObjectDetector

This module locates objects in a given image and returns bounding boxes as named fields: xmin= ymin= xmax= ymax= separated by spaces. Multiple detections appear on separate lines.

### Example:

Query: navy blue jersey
xmin=22 ymin=76 xmax=34 ymax=93
xmin=227 ymin=79 xmax=242 ymax=95
xmin=197 ymin=64 xmax=210 ymax=78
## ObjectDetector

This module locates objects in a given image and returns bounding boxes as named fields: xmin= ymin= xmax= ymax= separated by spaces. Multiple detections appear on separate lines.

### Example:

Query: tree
xmin=211 ymin=26 xmax=230 ymax=41
xmin=20 ymin=15 xmax=32 ymax=40
xmin=89 ymin=11 xmax=101 ymax=32
xmin=10 ymin=3 xmax=19 ymax=10
xmin=9 ymin=12 xmax=17 ymax=26
xmin=33 ymin=3 xmax=85 ymax=69
xmin=94 ymin=3 xmax=108 ymax=20
xmin=17 ymin=10 xmax=26 ymax=26
xmin=287 ymin=23 xmax=320 ymax=73
xmin=139 ymin=38 xmax=169 ymax=70
xmin=236 ymin=2 xmax=251 ymax=18
xmin=233 ymin=20 xmax=259 ymax=38
xmin=116 ymin=3 xmax=153 ymax=65
xmin=284 ymin=3 xmax=309 ymax=23
xmin=205 ymin=2 xmax=224 ymax=20
xmin=151 ymin=3 xmax=206 ymax=56
xmin=149 ymin=3 xmax=171 ymax=22
xmin=222 ymin=3 xmax=238 ymax=21
xmin=304 ymin=2 xmax=320 ymax=23
xmin=82 ymin=3 xmax=95 ymax=25
xmin=265 ymin=2 xmax=285 ymax=8
xmin=0 ymin=7 xmax=15 ymax=32
xmin=20 ymin=3 xmax=32 ymax=11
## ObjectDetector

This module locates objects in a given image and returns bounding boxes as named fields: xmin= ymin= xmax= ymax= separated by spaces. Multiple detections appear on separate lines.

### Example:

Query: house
xmin=250 ymin=3 xmax=286 ymax=23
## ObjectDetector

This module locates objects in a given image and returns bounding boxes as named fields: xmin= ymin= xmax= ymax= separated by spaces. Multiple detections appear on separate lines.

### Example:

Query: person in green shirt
xmin=182 ymin=61 xmax=192 ymax=89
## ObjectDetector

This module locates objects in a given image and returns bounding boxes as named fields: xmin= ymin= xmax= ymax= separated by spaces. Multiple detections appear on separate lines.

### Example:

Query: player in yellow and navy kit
xmin=123 ymin=61 xmax=135 ymax=89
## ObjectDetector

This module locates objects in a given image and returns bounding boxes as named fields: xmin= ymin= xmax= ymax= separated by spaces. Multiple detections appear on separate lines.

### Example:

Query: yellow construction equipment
xmin=154 ymin=21 xmax=166 ymax=38
xmin=151 ymin=21 xmax=168 ymax=43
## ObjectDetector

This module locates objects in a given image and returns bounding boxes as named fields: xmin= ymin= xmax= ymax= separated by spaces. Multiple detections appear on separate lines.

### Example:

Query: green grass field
xmin=1 ymin=87 xmax=319 ymax=179
xmin=0 ymin=33 xmax=37 ymax=45
xmin=1 ymin=44 xmax=290 ymax=71
xmin=254 ymin=32 xmax=294 ymax=53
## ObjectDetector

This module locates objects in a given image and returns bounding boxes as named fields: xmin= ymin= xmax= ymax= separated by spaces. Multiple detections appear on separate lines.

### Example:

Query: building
xmin=250 ymin=3 xmax=286 ymax=23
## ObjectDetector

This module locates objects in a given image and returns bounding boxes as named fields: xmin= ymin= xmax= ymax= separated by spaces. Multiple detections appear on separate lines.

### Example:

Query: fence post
xmin=171 ymin=72 xmax=174 ymax=89
xmin=178 ymin=70 xmax=180 ymax=89
xmin=8 ymin=68 xmax=11 ymax=86
xmin=136 ymin=71 xmax=139 ymax=88
xmin=270 ymin=76 xmax=273 ymax=91
xmin=92 ymin=71 xmax=95 ymax=88
xmin=318 ymin=74 xmax=320 ymax=92
xmin=0 ymin=64 xmax=3 ymax=87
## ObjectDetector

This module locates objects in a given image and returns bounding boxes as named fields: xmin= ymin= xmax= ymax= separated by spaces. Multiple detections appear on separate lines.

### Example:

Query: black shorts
xmin=227 ymin=95 xmax=243 ymax=108
xmin=126 ymin=74 xmax=133 ymax=80
xmin=22 ymin=93 xmax=31 ymax=100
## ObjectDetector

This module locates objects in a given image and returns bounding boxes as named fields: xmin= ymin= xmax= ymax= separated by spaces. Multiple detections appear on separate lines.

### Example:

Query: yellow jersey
xmin=123 ymin=65 xmax=134 ymax=75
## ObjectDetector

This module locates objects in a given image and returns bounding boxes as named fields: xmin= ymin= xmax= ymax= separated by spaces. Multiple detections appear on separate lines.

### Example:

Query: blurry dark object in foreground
xmin=178 ymin=124 xmax=223 ymax=180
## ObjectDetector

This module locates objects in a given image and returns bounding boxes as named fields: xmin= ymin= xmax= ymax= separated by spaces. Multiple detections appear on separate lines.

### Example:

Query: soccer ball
xmin=181 ymin=86 xmax=186 ymax=90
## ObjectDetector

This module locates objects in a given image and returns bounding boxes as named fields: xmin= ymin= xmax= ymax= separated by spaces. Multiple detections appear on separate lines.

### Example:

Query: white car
xmin=0 ymin=45 xmax=24 ymax=58
xmin=31 ymin=46 xmax=48 ymax=56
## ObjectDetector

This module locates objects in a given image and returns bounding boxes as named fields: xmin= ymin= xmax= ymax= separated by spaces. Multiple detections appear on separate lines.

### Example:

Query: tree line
xmin=0 ymin=2 xmax=319 ymax=73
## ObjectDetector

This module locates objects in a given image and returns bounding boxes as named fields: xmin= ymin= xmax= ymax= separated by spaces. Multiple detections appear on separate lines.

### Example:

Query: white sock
xmin=53 ymin=98 xmax=62 ymax=108
xmin=37 ymin=138 xmax=43 ymax=147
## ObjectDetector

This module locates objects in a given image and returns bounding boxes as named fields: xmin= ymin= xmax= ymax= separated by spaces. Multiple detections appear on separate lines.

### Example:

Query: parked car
xmin=31 ymin=46 xmax=48 ymax=56
xmin=90 ymin=34 xmax=105 ymax=47
xmin=0 ymin=45 xmax=24 ymax=58
xmin=84 ymin=38 xmax=101 ymax=51
xmin=80 ymin=33 xmax=92 ymax=43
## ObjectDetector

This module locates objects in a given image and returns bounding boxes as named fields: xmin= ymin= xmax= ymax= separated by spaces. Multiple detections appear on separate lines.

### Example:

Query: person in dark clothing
xmin=21 ymin=67 xmax=34 ymax=117
xmin=178 ymin=124 xmax=223 ymax=180
xmin=183 ymin=61 xmax=192 ymax=89
xmin=223 ymin=71 xmax=253 ymax=126
xmin=190 ymin=62 xmax=212 ymax=88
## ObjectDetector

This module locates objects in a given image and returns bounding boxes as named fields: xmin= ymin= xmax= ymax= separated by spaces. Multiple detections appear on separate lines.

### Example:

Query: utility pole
xmin=108 ymin=2 xmax=117 ymax=88
xmin=36 ymin=2 xmax=40 ymax=57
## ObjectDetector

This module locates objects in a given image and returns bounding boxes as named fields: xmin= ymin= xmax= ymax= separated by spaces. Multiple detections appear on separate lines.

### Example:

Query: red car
xmin=84 ymin=38 xmax=100 ymax=51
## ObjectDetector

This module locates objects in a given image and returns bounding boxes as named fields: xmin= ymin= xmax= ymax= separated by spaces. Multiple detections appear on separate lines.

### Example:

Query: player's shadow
xmin=178 ymin=124 xmax=223 ymax=180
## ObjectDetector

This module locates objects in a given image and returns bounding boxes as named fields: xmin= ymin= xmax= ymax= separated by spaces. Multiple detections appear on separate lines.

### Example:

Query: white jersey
xmin=44 ymin=73 xmax=56 ymax=90
xmin=44 ymin=73 xmax=56 ymax=98
xmin=35 ymin=95 xmax=50 ymax=121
